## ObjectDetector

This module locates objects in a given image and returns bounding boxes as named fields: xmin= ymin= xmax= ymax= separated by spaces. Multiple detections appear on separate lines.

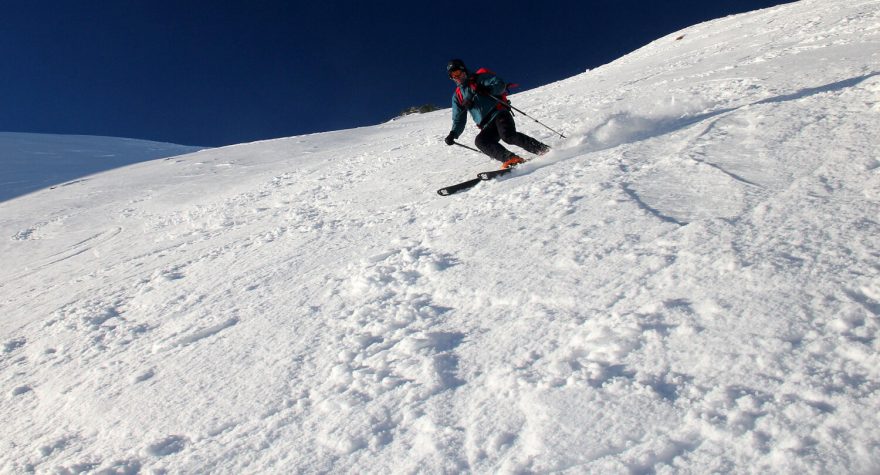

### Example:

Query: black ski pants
xmin=475 ymin=110 xmax=548 ymax=162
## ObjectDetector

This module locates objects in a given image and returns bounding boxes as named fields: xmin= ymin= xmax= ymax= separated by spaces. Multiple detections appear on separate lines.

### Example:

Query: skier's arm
xmin=450 ymin=95 xmax=467 ymax=138
xmin=478 ymin=73 xmax=508 ymax=97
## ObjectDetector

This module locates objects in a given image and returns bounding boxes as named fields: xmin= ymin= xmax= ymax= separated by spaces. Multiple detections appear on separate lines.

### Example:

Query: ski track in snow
xmin=2 ymin=0 xmax=880 ymax=472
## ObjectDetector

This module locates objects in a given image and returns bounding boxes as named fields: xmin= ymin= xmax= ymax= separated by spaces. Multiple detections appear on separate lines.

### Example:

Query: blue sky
xmin=1 ymin=0 xmax=795 ymax=147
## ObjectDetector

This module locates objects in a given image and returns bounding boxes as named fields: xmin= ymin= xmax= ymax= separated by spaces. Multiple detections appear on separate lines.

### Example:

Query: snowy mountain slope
xmin=0 ymin=133 xmax=203 ymax=202
xmin=2 ymin=0 xmax=880 ymax=473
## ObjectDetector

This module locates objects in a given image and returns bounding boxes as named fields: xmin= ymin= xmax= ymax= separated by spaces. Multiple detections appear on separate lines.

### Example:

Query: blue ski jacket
xmin=450 ymin=68 xmax=510 ymax=139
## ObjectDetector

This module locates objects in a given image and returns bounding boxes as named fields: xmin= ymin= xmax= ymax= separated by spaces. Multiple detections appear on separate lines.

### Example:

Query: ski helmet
xmin=447 ymin=59 xmax=467 ymax=77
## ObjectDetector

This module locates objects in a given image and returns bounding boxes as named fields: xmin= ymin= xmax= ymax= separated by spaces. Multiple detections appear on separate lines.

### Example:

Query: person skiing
xmin=444 ymin=59 xmax=549 ymax=169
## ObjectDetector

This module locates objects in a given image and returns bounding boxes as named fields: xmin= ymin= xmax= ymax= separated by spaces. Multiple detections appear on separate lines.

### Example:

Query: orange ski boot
xmin=500 ymin=156 xmax=525 ymax=169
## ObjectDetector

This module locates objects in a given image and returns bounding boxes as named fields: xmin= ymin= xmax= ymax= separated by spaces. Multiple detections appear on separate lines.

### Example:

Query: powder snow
xmin=1 ymin=0 xmax=879 ymax=473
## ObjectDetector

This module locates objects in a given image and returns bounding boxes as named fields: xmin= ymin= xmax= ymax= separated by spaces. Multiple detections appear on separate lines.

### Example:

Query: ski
xmin=437 ymin=177 xmax=482 ymax=196
xmin=437 ymin=166 xmax=518 ymax=196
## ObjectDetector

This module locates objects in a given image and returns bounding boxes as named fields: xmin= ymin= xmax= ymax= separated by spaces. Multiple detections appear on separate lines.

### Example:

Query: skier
xmin=444 ymin=59 xmax=549 ymax=169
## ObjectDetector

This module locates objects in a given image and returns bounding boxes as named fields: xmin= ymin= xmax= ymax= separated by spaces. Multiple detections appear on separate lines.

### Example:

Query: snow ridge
xmin=0 ymin=133 xmax=203 ymax=202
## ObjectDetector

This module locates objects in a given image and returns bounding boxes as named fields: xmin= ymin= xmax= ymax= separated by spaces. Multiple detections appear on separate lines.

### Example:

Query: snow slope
xmin=2 ymin=0 xmax=879 ymax=472
xmin=0 ymin=133 xmax=203 ymax=203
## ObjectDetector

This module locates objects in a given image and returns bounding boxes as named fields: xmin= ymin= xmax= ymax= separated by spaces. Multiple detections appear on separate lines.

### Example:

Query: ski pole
xmin=488 ymin=94 xmax=566 ymax=139
xmin=453 ymin=141 xmax=481 ymax=153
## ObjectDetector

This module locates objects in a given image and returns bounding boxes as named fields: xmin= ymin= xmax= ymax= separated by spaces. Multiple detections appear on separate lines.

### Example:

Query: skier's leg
xmin=475 ymin=121 xmax=516 ymax=162
xmin=496 ymin=111 xmax=550 ymax=155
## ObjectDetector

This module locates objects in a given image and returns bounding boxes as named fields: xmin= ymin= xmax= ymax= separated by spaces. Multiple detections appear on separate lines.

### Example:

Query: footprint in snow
xmin=11 ymin=228 xmax=37 ymax=240
xmin=145 ymin=435 xmax=187 ymax=457
xmin=98 ymin=459 xmax=142 ymax=475
xmin=11 ymin=385 xmax=33 ymax=397
xmin=3 ymin=337 xmax=27 ymax=353
xmin=132 ymin=368 xmax=156 ymax=384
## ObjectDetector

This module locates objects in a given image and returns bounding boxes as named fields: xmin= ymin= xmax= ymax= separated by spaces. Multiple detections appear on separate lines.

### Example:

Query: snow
xmin=2 ymin=0 xmax=879 ymax=472
xmin=0 ymin=133 xmax=203 ymax=202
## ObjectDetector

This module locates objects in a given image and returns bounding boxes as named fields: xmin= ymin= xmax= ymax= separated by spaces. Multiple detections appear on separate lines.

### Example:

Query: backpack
xmin=457 ymin=67 xmax=518 ymax=111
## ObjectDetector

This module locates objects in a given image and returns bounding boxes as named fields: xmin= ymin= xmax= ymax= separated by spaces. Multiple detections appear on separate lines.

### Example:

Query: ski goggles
xmin=449 ymin=69 xmax=466 ymax=80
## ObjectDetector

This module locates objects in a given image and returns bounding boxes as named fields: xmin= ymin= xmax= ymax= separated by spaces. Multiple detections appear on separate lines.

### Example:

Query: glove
xmin=444 ymin=132 xmax=455 ymax=146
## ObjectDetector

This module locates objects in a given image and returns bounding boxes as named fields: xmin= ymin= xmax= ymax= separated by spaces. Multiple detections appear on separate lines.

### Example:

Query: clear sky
xmin=1 ymin=0 xmax=795 ymax=147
